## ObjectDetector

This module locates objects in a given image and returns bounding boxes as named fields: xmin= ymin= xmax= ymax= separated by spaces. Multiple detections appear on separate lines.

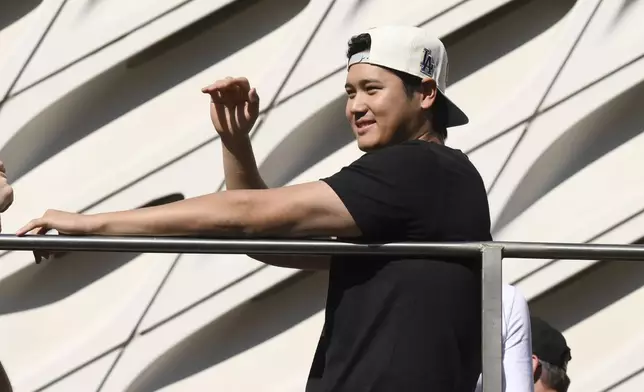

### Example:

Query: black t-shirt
xmin=306 ymin=140 xmax=492 ymax=392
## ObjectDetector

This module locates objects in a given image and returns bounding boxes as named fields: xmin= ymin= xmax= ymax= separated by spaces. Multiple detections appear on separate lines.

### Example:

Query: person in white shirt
xmin=475 ymin=284 xmax=534 ymax=391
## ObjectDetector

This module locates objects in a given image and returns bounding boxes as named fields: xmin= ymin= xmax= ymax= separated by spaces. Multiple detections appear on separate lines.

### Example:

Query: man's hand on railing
xmin=16 ymin=209 xmax=95 ymax=263
xmin=0 ymin=161 xmax=15 ymax=233
xmin=16 ymin=209 xmax=96 ymax=237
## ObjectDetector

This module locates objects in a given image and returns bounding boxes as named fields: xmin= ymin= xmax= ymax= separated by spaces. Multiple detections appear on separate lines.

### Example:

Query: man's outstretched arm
xmin=17 ymin=182 xmax=360 ymax=265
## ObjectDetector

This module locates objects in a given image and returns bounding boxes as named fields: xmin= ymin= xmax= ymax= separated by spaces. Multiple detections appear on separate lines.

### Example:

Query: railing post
xmin=481 ymin=245 xmax=503 ymax=392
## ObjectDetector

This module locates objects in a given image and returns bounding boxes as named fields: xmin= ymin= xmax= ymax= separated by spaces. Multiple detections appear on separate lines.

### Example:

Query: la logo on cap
xmin=420 ymin=48 xmax=434 ymax=77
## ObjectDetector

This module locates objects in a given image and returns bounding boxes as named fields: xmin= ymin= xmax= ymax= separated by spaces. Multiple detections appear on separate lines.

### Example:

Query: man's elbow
xmin=235 ymin=193 xmax=298 ymax=237
xmin=218 ymin=191 xmax=283 ymax=236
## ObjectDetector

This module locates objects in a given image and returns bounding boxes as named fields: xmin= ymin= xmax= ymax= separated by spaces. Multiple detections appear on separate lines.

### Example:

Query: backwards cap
xmin=347 ymin=25 xmax=468 ymax=127
xmin=531 ymin=317 xmax=572 ymax=371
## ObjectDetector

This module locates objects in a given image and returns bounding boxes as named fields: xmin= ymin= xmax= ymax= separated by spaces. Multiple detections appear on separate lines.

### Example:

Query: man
xmin=475 ymin=284 xmax=534 ymax=391
xmin=0 ymin=160 xmax=14 ymax=392
xmin=17 ymin=26 xmax=491 ymax=391
xmin=531 ymin=317 xmax=572 ymax=392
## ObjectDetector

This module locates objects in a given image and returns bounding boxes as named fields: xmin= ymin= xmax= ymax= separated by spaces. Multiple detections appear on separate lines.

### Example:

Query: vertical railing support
xmin=481 ymin=245 xmax=503 ymax=392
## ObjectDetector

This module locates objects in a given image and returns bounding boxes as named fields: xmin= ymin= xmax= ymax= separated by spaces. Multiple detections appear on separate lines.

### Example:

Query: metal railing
xmin=2 ymin=234 xmax=644 ymax=391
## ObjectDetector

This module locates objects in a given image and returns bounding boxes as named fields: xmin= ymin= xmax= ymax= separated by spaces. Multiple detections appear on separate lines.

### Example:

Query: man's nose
xmin=350 ymin=94 xmax=368 ymax=114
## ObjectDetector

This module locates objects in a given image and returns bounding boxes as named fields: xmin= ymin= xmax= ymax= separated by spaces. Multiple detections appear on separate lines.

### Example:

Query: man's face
xmin=344 ymin=64 xmax=424 ymax=151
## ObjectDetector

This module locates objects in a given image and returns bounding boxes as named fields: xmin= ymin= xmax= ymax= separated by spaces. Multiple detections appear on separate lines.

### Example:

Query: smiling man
xmin=18 ymin=26 xmax=491 ymax=391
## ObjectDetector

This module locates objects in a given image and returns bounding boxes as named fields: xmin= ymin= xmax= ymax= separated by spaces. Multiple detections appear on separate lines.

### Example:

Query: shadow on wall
xmin=0 ymin=0 xmax=42 ymax=31
xmin=529 ymin=235 xmax=644 ymax=332
xmin=278 ymin=0 xmax=576 ymax=110
xmin=0 ymin=0 xmax=309 ymax=182
xmin=260 ymin=97 xmax=353 ymax=187
xmin=440 ymin=0 xmax=575 ymax=84
xmin=493 ymin=79 xmax=644 ymax=231
xmin=613 ymin=0 xmax=642 ymax=27
xmin=0 ymin=193 xmax=184 ymax=315
xmin=125 ymin=271 xmax=327 ymax=392
xmin=0 ymin=250 xmax=140 ymax=315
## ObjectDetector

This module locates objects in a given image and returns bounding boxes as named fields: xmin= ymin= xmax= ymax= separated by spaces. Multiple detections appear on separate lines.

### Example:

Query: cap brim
xmin=438 ymin=90 xmax=468 ymax=127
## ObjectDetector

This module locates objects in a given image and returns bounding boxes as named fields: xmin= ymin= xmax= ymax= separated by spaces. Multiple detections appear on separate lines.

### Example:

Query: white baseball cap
xmin=347 ymin=25 xmax=468 ymax=127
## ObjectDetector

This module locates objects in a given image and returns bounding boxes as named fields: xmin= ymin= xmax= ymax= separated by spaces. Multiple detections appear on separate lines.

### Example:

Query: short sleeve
xmin=320 ymin=142 xmax=437 ymax=241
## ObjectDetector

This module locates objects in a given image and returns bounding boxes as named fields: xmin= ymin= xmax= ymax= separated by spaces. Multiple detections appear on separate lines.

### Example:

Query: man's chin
xmin=355 ymin=136 xmax=381 ymax=152
xmin=356 ymin=142 xmax=376 ymax=152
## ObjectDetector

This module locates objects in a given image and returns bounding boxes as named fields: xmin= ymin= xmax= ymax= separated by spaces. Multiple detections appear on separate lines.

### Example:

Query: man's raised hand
xmin=201 ymin=77 xmax=260 ymax=143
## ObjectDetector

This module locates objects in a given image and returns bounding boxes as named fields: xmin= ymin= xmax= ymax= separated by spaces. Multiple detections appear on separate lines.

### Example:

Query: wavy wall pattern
xmin=1 ymin=0 xmax=644 ymax=390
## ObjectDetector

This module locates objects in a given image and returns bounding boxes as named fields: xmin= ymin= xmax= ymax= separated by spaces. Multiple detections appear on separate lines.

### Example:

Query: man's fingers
xmin=34 ymin=250 xmax=53 ymax=264
xmin=16 ymin=218 xmax=45 ymax=236
xmin=15 ymin=220 xmax=53 ymax=263
xmin=205 ymin=87 xmax=238 ymax=105
xmin=37 ymin=226 xmax=53 ymax=235
xmin=15 ymin=222 xmax=32 ymax=236
xmin=233 ymin=77 xmax=251 ymax=94
xmin=202 ymin=77 xmax=237 ymax=94
xmin=34 ymin=251 xmax=44 ymax=264
xmin=214 ymin=103 xmax=230 ymax=132
xmin=208 ymin=90 xmax=226 ymax=104
xmin=235 ymin=88 xmax=259 ymax=132
xmin=203 ymin=78 xmax=254 ymax=104
xmin=201 ymin=79 xmax=226 ymax=93
xmin=34 ymin=226 xmax=57 ymax=264
xmin=202 ymin=78 xmax=229 ymax=92
xmin=235 ymin=104 xmax=247 ymax=131
xmin=245 ymin=88 xmax=260 ymax=119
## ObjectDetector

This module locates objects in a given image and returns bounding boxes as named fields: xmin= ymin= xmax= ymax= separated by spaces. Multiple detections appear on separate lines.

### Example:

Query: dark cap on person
xmin=531 ymin=316 xmax=572 ymax=371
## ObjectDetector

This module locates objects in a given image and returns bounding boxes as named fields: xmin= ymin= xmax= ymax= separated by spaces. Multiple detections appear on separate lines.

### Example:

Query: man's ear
xmin=532 ymin=355 xmax=543 ymax=384
xmin=419 ymin=77 xmax=438 ymax=110
xmin=532 ymin=355 xmax=539 ymax=372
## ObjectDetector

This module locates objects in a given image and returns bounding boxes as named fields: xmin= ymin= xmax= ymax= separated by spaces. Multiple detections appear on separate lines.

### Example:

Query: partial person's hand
xmin=16 ymin=209 xmax=99 ymax=263
xmin=0 ymin=161 xmax=15 ymax=232
xmin=201 ymin=77 xmax=260 ymax=142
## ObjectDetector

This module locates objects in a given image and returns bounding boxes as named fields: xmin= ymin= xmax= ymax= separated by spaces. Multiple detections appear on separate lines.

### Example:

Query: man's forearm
xmin=92 ymin=195 xmax=330 ymax=269
xmin=221 ymin=136 xmax=267 ymax=190
xmin=91 ymin=191 xmax=255 ymax=237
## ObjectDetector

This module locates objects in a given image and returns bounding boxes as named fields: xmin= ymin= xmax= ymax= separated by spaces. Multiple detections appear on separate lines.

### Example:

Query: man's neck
xmin=417 ymin=133 xmax=443 ymax=144
xmin=410 ymin=122 xmax=444 ymax=145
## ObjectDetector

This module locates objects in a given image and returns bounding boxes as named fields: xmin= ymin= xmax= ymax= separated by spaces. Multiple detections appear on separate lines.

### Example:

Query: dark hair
xmin=346 ymin=33 xmax=448 ymax=141
xmin=540 ymin=361 xmax=571 ymax=392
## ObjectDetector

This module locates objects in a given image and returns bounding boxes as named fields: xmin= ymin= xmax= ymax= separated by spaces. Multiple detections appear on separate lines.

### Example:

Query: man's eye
xmin=346 ymin=91 xmax=356 ymax=98
xmin=366 ymin=86 xmax=380 ymax=94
